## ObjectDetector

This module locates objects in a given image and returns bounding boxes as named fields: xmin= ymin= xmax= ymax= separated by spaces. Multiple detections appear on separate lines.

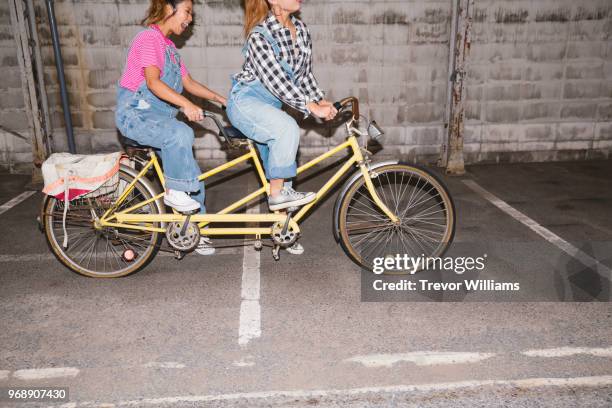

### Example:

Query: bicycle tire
xmin=337 ymin=163 xmax=455 ymax=273
xmin=43 ymin=165 xmax=163 ymax=278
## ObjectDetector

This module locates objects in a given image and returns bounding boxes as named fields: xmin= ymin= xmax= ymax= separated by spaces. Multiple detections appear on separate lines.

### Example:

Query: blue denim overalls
xmin=115 ymin=30 xmax=206 ymax=212
xmin=226 ymin=26 xmax=300 ymax=182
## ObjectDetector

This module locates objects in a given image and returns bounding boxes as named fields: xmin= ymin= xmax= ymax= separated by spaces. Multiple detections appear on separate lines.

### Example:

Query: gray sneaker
xmin=268 ymin=187 xmax=316 ymax=211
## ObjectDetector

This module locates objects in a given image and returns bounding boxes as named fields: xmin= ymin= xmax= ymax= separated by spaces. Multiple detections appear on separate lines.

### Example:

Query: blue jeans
xmin=226 ymin=79 xmax=299 ymax=180
xmin=115 ymin=87 xmax=206 ymax=213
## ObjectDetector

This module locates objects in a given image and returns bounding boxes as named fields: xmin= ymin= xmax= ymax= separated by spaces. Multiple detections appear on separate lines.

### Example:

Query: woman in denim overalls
xmin=115 ymin=0 xmax=226 ymax=255
xmin=227 ymin=0 xmax=337 ymax=223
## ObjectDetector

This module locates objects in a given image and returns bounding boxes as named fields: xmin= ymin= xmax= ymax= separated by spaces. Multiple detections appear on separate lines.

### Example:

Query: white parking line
xmin=345 ymin=351 xmax=495 ymax=367
xmin=0 ymin=191 xmax=36 ymax=216
xmin=463 ymin=180 xmax=612 ymax=277
xmin=142 ymin=362 xmax=186 ymax=369
xmin=238 ymin=189 xmax=261 ymax=347
xmin=12 ymin=367 xmax=79 ymax=380
xmin=523 ymin=346 xmax=612 ymax=358
xmin=53 ymin=375 xmax=612 ymax=407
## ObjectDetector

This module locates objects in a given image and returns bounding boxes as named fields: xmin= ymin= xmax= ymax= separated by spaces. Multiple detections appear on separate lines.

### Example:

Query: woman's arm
xmin=144 ymin=66 xmax=203 ymax=121
xmin=182 ymin=75 xmax=227 ymax=106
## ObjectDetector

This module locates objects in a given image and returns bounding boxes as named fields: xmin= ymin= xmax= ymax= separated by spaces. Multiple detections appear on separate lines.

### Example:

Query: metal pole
xmin=9 ymin=0 xmax=47 ymax=181
xmin=445 ymin=0 xmax=472 ymax=176
xmin=439 ymin=0 xmax=460 ymax=168
xmin=45 ymin=0 xmax=76 ymax=154
xmin=26 ymin=0 xmax=53 ymax=153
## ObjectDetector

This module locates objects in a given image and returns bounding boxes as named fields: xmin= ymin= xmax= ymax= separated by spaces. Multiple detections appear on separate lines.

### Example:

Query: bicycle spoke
xmin=360 ymin=225 xmax=397 ymax=262
xmin=403 ymin=190 xmax=441 ymax=216
xmin=347 ymin=203 xmax=388 ymax=221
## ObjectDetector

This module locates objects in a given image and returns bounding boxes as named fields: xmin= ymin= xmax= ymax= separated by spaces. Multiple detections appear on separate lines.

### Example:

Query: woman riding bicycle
xmin=227 ymin=0 xmax=338 ymax=214
xmin=115 ymin=0 xmax=226 ymax=255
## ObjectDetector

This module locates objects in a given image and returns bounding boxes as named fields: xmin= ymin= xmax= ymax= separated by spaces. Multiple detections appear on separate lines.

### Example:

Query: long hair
xmin=244 ymin=0 xmax=269 ymax=37
xmin=141 ymin=0 xmax=182 ymax=26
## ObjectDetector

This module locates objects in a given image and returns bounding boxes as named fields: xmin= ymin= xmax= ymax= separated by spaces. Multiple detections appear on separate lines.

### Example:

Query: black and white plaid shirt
xmin=234 ymin=13 xmax=325 ymax=115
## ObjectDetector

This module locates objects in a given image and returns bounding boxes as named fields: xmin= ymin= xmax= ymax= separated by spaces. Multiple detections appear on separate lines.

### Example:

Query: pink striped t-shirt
xmin=119 ymin=25 xmax=189 ymax=92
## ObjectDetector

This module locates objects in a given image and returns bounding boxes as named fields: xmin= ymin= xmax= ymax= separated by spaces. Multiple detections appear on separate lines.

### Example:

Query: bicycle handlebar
xmin=181 ymin=97 xmax=360 ymax=146
xmin=179 ymin=107 xmax=233 ymax=145
xmin=334 ymin=96 xmax=359 ymax=121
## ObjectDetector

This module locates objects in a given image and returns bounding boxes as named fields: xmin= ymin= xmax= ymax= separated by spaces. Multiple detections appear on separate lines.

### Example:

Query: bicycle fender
xmin=331 ymin=160 xmax=399 ymax=242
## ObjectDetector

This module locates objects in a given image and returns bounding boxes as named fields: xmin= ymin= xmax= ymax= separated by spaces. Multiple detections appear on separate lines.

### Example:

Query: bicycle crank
xmin=271 ymin=219 xmax=299 ymax=247
xmin=165 ymin=217 xmax=200 ymax=252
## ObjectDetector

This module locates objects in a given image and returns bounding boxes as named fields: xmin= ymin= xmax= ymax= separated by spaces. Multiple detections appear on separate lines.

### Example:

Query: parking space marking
xmin=463 ymin=180 xmax=612 ymax=277
xmin=523 ymin=346 xmax=612 ymax=358
xmin=0 ymin=191 xmax=36 ymax=216
xmin=12 ymin=367 xmax=79 ymax=380
xmin=143 ymin=362 xmax=185 ymax=369
xmin=345 ymin=351 xmax=495 ymax=367
xmin=52 ymin=375 xmax=612 ymax=407
xmin=238 ymin=190 xmax=261 ymax=347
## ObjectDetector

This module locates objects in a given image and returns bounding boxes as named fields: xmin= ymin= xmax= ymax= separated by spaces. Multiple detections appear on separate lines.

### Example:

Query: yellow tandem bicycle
xmin=40 ymin=97 xmax=456 ymax=277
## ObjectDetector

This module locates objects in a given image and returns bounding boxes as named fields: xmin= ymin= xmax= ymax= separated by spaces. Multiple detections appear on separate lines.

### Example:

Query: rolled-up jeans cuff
xmin=268 ymin=163 xmax=297 ymax=180
xmin=164 ymin=175 xmax=201 ymax=192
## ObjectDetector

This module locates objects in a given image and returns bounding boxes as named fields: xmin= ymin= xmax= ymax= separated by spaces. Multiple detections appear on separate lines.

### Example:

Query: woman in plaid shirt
xmin=227 ymin=0 xmax=337 ymax=219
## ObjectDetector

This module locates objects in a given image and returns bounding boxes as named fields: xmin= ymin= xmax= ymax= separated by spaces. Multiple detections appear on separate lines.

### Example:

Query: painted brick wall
xmin=1 ymin=0 xmax=611 ymax=172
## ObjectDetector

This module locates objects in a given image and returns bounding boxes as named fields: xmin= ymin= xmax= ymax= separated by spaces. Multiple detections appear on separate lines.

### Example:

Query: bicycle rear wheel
xmin=43 ymin=166 xmax=162 ymax=278
xmin=338 ymin=163 xmax=455 ymax=273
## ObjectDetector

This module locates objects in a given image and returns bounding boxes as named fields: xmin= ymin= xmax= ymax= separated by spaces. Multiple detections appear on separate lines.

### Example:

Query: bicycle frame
xmin=99 ymin=129 xmax=399 ymax=238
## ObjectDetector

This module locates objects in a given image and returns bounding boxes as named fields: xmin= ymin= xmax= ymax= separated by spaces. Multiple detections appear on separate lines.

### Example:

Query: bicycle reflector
xmin=368 ymin=121 xmax=384 ymax=140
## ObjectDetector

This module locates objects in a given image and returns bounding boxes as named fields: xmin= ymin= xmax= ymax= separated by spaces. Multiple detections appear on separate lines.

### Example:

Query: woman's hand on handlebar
xmin=318 ymin=100 xmax=338 ymax=121
xmin=307 ymin=100 xmax=338 ymax=121
xmin=182 ymin=101 xmax=204 ymax=122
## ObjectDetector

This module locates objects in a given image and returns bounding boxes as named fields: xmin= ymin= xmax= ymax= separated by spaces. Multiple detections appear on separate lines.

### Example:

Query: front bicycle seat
xmin=223 ymin=126 xmax=248 ymax=140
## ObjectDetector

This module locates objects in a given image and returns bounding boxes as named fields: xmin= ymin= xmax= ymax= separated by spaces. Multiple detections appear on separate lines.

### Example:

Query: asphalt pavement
xmin=0 ymin=159 xmax=611 ymax=407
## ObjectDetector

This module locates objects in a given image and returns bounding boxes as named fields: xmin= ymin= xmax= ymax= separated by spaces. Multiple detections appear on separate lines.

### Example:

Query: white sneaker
xmin=164 ymin=189 xmax=200 ymax=213
xmin=195 ymin=236 xmax=215 ymax=255
xmin=285 ymin=242 xmax=304 ymax=255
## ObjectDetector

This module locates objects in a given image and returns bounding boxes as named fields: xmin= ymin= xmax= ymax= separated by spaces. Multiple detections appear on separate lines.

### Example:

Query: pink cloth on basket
xmin=42 ymin=152 xmax=122 ymax=201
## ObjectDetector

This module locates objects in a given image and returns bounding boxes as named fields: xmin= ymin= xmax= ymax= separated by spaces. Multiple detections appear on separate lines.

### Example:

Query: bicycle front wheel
xmin=43 ymin=166 xmax=163 ymax=278
xmin=338 ymin=163 xmax=455 ymax=273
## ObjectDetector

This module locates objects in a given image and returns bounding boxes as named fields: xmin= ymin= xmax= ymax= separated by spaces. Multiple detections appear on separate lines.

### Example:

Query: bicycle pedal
xmin=179 ymin=209 xmax=199 ymax=216
xmin=286 ymin=206 xmax=299 ymax=213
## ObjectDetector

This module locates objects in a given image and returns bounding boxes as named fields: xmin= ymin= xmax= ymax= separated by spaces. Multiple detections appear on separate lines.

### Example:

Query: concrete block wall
xmin=0 ymin=1 xmax=33 ymax=173
xmin=464 ymin=0 xmax=612 ymax=163
xmin=1 ymin=0 xmax=611 ymax=172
